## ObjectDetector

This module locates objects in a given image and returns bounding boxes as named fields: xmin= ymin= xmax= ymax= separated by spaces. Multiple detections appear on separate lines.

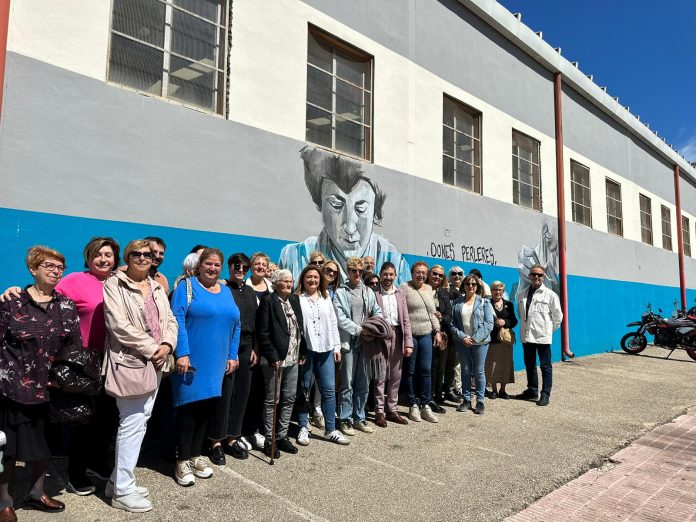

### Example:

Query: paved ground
xmin=506 ymin=406 xmax=696 ymax=522
xmin=11 ymin=345 xmax=696 ymax=521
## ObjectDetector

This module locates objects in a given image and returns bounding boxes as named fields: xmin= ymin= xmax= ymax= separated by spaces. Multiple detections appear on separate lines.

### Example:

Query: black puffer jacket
xmin=49 ymin=343 xmax=102 ymax=425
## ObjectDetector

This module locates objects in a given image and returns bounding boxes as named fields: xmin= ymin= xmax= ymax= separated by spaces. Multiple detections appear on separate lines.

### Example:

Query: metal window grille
xmin=443 ymin=96 xmax=482 ymax=193
xmin=683 ymin=215 xmax=692 ymax=258
xmin=605 ymin=178 xmax=623 ymax=237
xmin=305 ymin=26 xmax=373 ymax=160
xmin=107 ymin=0 xmax=228 ymax=113
xmin=570 ymin=160 xmax=592 ymax=227
xmin=638 ymin=194 xmax=653 ymax=245
xmin=512 ymin=130 xmax=542 ymax=211
xmin=661 ymin=205 xmax=672 ymax=251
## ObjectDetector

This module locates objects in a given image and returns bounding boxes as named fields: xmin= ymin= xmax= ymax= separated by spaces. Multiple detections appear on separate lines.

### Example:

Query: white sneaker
xmin=409 ymin=405 xmax=422 ymax=422
xmin=105 ymin=480 xmax=149 ymax=498
xmin=238 ymin=436 xmax=253 ymax=451
xmin=250 ymin=431 xmax=265 ymax=450
xmin=324 ymin=430 xmax=350 ymax=445
xmin=112 ymin=492 xmax=153 ymax=513
xmin=297 ymin=427 xmax=310 ymax=446
xmin=420 ymin=405 xmax=439 ymax=423
xmin=175 ymin=460 xmax=196 ymax=487
xmin=190 ymin=456 xmax=213 ymax=479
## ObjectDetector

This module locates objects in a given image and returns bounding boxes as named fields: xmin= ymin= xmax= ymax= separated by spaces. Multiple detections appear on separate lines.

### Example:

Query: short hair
xmin=530 ymin=264 xmax=545 ymax=273
xmin=250 ymin=252 xmax=270 ymax=267
xmin=123 ymin=240 xmax=153 ymax=265
xmin=309 ymin=250 xmax=325 ymax=263
xmin=271 ymin=268 xmax=293 ymax=286
xmin=490 ymin=280 xmax=505 ymax=291
xmin=363 ymin=256 xmax=375 ymax=264
xmin=194 ymin=248 xmax=224 ymax=275
xmin=469 ymin=268 xmax=482 ymax=278
xmin=295 ymin=265 xmax=328 ymax=299
xmin=182 ymin=253 xmax=200 ymax=272
xmin=346 ymin=256 xmax=364 ymax=271
xmin=461 ymin=274 xmax=483 ymax=296
xmin=144 ymin=236 xmax=166 ymax=249
xmin=300 ymin=145 xmax=386 ymax=225
xmin=83 ymin=236 xmax=120 ymax=269
xmin=379 ymin=261 xmax=396 ymax=274
xmin=410 ymin=261 xmax=429 ymax=275
xmin=190 ymin=244 xmax=208 ymax=254
xmin=449 ymin=265 xmax=464 ymax=276
xmin=227 ymin=252 xmax=250 ymax=267
xmin=26 ymin=245 xmax=65 ymax=271
xmin=362 ymin=272 xmax=379 ymax=285
xmin=429 ymin=264 xmax=449 ymax=288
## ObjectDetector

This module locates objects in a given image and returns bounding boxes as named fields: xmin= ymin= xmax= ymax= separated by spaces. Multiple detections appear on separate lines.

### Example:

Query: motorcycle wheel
xmin=620 ymin=332 xmax=647 ymax=354
xmin=686 ymin=349 xmax=696 ymax=362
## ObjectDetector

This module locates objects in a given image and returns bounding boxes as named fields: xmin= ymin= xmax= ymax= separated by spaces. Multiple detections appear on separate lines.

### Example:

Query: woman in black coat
xmin=485 ymin=281 xmax=518 ymax=399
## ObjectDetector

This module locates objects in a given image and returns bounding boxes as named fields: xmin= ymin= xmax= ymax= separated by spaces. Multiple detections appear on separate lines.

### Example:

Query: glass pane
xmin=443 ymin=99 xmax=454 ymax=127
xmin=455 ymin=109 xmax=474 ymax=136
xmin=443 ymin=128 xmax=454 ymax=157
xmin=112 ymin=0 xmax=165 ymax=47
xmin=336 ymin=79 xmax=365 ymax=124
xmin=455 ymin=132 xmax=474 ymax=163
xmin=306 ymin=105 xmax=332 ymax=148
xmin=335 ymin=51 xmax=368 ymax=87
xmin=171 ymin=9 xmax=218 ymax=64
xmin=513 ymin=132 xmax=538 ymax=163
xmin=443 ymin=156 xmax=454 ymax=185
xmin=168 ymin=56 xmax=218 ymax=110
xmin=173 ymin=0 xmax=221 ymax=23
xmin=306 ymin=66 xmax=333 ymax=111
xmin=574 ymin=204 xmax=584 ymax=225
xmin=455 ymin=160 xmax=473 ymax=191
xmin=308 ymin=32 xmax=333 ymax=71
xmin=532 ymin=187 xmax=541 ymax=210
xmin=108 ymin=34 xmax=163 ymax=94
xmin=519 ymin=182 xmax=533 ymax=208
xmin=335 ymin=117 xmax=365 ymax=157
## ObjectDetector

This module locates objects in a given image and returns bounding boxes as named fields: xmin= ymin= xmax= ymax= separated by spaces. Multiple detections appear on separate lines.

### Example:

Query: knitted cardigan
xmin=399 ymin=282 xmax=440 ymax=336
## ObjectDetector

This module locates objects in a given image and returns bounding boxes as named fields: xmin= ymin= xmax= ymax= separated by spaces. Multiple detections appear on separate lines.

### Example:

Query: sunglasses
xmin=530 ymin=273 xmax=545 ymax=278
xmin=312 ymin=260 xmax=325 ymax=266
xmin=129 ymin=251 xmax=153 ymax=259
xmin=431 ymin=273 xmax=444 ymax=278
xmin=232 ymin=263 xmax=249 ymax=272
xmin=39 ymin=262 xmax=66 ymax=273
xmin=349 ymin=269 xmax=364 ymax=274
xmin=464 ymin=282 xmax=478 ymax=287
xmin=450 ymin=271 xmax=464 ymax=277
xmin=324 ymin=268 xmax=337 ymax=275
xmin=367 ymin=280 xmax=379 ymax=287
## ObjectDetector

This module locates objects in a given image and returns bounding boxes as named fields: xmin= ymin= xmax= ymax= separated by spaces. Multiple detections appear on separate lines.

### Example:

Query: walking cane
xmin=270 ymin=363 xmax=280 ymax=465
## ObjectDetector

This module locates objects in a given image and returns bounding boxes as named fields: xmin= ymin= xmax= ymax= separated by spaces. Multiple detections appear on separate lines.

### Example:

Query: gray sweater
xmin=400 ymin=282 xmax=440 ymax=336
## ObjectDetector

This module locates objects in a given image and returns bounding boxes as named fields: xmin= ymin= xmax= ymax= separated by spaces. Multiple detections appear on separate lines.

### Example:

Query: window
xmin=570 ymin=160 xmax=592 ymax=227
xmin=306 ymin=27 xmax=373 ymax=160
xmin=661 ymin=205 xmax=672 ymax=251
xmin=108 ymin=0 xmax=228 ymax=113
xmin=512 ymin=130 xmax=541 ymax=211
xmin=683 ymin=215 xmax=692 ymax=257
xmin=443 ymin=96 xmax=481 ymax=193
xmin=605 ymin=178 xmax=623 ymax=236
xmin=638 ymin=194 xmax=653 ymax=245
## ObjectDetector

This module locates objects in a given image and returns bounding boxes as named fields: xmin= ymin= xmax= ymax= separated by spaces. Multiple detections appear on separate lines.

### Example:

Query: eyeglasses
xmin=129 ymin=251 xmax=153 ymax=259
xmin=450 ymin=271 xmax=464 ymax=277
xmin=312 ymin=260 xmax=325 ymax=266
xmin=530 ymin=273 xmax=545 ymax=278
xmin=39 ymin=262 xmax=66 ymax=273
xmin=349 ymin=269 xmax=364 ymax=275
xmin=232 ymin=263 xmax=249 ymax=272
xmin=324 ymin=268 xmax=337 ymax=275
xmin=367 ymin=280 xmax=379 ymax=287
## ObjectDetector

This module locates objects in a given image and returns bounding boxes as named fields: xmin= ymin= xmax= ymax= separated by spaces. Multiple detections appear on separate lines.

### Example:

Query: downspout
xmin=553 ymin=72 xmax=574 ymax=360
xmin=0 ymin=0 xmax=10 ymax=123
xmin=674 ymin=165 xmax=687 ymax=310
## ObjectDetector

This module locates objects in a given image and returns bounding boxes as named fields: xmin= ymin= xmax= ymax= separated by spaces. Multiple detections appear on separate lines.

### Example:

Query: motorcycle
xmin=620 ymin=303 xmax=696 ymax=361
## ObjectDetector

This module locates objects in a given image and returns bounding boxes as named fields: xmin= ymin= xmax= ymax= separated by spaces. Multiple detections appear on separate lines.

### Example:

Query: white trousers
xmin=110 ymin=373 xmax=161 ymax=496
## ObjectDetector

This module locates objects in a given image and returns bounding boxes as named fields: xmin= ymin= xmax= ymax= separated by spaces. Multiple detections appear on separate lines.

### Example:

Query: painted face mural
xmin=320 ymin=178 xmax=375 ymax=258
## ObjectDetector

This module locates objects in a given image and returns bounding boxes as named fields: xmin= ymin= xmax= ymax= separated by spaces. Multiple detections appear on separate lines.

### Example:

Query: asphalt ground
xmin=10 ymin=345 xmax=696 ymax=521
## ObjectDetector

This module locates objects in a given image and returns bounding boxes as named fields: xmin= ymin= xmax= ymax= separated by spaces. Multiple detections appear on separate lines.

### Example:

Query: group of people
xmin=0 ymin=235 xmax=562 ymax=519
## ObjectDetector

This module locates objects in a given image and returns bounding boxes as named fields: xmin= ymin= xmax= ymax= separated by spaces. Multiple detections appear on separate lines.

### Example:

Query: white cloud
xmin=678 ymin=134 xmax=696 ymax=163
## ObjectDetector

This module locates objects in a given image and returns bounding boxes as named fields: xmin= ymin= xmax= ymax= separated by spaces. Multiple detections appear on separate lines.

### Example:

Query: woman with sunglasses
xmin=323 ymin=261 xmax=342 ymax=299
xmin=208 ymin=253 xmax=258 ymax=463
xmin=103 ymin=240 xmax=178 ymax=512
xmin=362 ymin=272 xmax=380 ymax=291
xmin=451 ymin=275 xmax=494 ymax=415
xmin=427 ymin=265 xmax=453 ymax=414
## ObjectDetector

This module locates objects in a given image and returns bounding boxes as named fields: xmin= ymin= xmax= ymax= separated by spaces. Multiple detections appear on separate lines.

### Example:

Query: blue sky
xmin=498 ymin=0 xmax=696 ymax=163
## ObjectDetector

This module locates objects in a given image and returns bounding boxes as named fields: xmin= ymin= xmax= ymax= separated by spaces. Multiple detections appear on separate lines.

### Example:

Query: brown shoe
xmin=374 ymin=413 xmax=387 ymax=428
xmin=385 ymin=411 xmax=409 ymax=425
xmin=23 ymin=494 xmax=65 ymax=513
xmin=0 ymin=507 xmax=17 ymax=522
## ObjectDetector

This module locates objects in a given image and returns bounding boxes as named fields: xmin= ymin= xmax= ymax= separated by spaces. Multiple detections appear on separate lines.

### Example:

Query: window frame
xmin=305 ymin=24 xmax=374 ymax=161
xmin=570 ymin=159 xmax=592 ymax=228
xmin=683 ymin=215 xmax=692 ymax=258
xmin=661 ymin=205 xmax=672 ymax=251
xmin=442 ymin=95 xmax=482 ymax=194
xmin=638 ymin=194 xmax=653 ymax=246
xmin=106 ymin=0 xmax=229 ymax=115
xmin=605 ymin=177 xmax=623 ymax=237
xmin=511 ymin=129 xmax=542 ymax=212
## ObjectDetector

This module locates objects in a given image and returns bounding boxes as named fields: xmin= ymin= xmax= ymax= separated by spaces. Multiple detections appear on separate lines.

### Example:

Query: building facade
xmin=1 ymin=0 xmax=695 ymax=364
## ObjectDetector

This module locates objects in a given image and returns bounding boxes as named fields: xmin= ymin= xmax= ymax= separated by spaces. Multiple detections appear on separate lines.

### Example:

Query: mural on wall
xmin=278 ymin=146 xmax=411 ymax=282
xmin=513 ymin=220 xmax=560 ymax=300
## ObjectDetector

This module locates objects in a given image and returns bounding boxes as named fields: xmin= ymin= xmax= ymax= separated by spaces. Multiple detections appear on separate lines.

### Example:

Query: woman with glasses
xmin=485 ymin=281 xmax=518 ymax=399
xmin=170 ymin=248 xmax=240 ymax=487
xmin=103 ymin=239 xmax=178 ymax=512
xmin=451 ymin=275 xmax=494 ymax=415
xmin=400 ymin=261 xmax=444 ymax=423
xmin=209 ymin=253 xmax=258 ymax=463
xmin=362 ymin=272 xmax=380 ymax=291
xmin=0 ymin=246 xmax=82 ymax=518
xmin=308 ymin=250 xmax=326 ymax=267
xmin=427 ymin=265 xmax=453 ymax=414
xmin=323 ymin=261 xmax=342 ymax=299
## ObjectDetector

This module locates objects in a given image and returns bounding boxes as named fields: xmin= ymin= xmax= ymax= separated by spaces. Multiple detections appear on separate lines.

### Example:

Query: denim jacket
xmin=451 ymin=294 xmax=494 ymax=346
xmin=333 ymin=282 xmax=382 ymax=352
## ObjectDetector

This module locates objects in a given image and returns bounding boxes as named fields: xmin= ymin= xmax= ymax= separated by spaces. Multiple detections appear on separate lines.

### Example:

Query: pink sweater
xmin=56 ymin=271 xmax=108 ymax=351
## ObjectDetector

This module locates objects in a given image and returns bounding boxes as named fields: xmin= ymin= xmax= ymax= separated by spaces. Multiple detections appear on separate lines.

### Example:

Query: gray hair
xmin=449 ymin=265 xmax=465 ymax=276
xmin=182 ymin=253 xmax=200 ymax=272
xmin=271 ymin=268 xmax=293 ymax=286
xmin=490 ymin=280 xmax=505 ymax=290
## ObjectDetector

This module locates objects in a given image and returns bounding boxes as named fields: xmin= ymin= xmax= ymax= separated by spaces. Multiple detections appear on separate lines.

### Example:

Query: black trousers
xmin=68 ymin=391 xmax=117 ymax=479
xmin=522 ymin=342 xmax=553 ymax=397
xmin=242 ymin=362 xmax=266 ymax=437
xmin=226 ymin=347 xmax=254 ymax=438
xmin=176 ymin=398 xmax=217 ymax=461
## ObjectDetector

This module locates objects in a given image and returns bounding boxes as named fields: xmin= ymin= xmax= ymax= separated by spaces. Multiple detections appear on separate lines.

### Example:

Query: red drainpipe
xmin=674 ymin=164 xmax=687 ymax=310
xmin=0 ymin=0 xmax=10 ymax=122
xmin=553 ymin=72 xmax=573 ymax=360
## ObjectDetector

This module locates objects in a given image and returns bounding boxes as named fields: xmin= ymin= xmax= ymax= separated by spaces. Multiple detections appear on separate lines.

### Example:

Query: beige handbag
xmin=498 ymin=327 xmax=516 ymax=345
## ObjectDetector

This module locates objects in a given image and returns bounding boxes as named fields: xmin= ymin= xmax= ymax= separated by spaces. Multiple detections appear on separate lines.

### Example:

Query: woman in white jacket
xmin=294 ymin=265 xmax=350 ymax=446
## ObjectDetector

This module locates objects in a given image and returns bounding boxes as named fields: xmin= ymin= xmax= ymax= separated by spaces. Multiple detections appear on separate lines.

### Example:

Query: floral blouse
xmin=0 ymin=289 xmax=82 ymax=404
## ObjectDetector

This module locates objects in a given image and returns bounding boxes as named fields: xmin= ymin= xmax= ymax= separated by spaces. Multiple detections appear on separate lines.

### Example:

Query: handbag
xmin=498 ymin=327 xmax=516 ymax=345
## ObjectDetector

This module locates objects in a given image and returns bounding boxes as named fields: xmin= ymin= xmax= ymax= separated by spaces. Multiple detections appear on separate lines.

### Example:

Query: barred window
xmin=683 ymin=215 xmax=692 ymax=258
xmin=108 ymin=0 xmax=228 ymax=113
xmin=570 ymin=160 xmax=592 ymax=227
xmin=661 ymin=205 xmax=672 ymax=251
xmin=306 ymin=26 xmax=373 ymax=160
xmin=639 ymin=194 xmax=653 ymax=245
xmin=605 ymin=178 xmax=623 ymax=237
xmin=443 ymin=96 xmax=481 ymax=193
xmin=512 ymin=130 xmax=541 ymax=211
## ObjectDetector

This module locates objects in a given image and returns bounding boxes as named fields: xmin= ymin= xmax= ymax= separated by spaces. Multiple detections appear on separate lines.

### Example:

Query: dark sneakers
xmin=429 ymin=401 xmax=447 ymax=414
xmin=263 ymin=443 xmax=280 ymax=459
xmin=474 ymin=402 xmax=485 ymax=415
xmin=456 ymin=400 xmax=472 ymax=412
xmin=276 ymin=437 xmax=298 ymax=454
xmin=537 ymin=395 xmax=550 ymax=406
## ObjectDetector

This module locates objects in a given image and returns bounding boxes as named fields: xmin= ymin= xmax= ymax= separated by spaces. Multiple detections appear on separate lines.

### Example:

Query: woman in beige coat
xmin=103 ymin=239 xmax=177 ymax=513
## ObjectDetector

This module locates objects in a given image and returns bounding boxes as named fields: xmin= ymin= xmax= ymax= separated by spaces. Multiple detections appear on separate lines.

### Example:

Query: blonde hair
xmin=429 ymin=264 xmax=449 ymax=289
xmin=26 ymin=245 xmax=65 ymax=271
xmin=123 ymin=240 xmax=153 ymax=266
xmin=250 ymin=252 xmax=270 ymax=267
xmin=309 ymin=250 xmax=325 ymax=263
xmin=346 ymin=256 xmax=364 ymax=271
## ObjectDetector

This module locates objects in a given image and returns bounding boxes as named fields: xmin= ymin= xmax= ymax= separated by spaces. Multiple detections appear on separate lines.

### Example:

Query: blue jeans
xmin=337 ymin=342 xmax=368 ymax=423
xmin=457 ymin=343 xmax=489 ymax=402
xmin=404 ymin=333 xmax=433 ymax=407
xmin=298 ymin=351 xmax=337 ymax=432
